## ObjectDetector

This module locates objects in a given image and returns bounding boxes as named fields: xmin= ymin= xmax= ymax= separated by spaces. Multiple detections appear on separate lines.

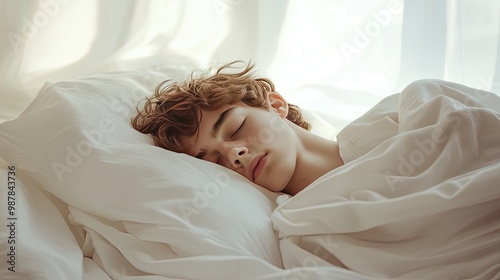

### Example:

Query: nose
xmin=221 ymin=142 xmax=248 ymax=169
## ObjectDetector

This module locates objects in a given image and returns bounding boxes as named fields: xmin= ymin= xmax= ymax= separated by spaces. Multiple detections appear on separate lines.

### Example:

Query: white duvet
xmin=272 ymin=80 xmax=500 ymax=279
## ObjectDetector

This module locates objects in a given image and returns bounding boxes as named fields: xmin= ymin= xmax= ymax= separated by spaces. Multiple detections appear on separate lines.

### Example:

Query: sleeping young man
xmin=131 ymin=61 xmax=498 ymax=196
xmin=132 ymin=61 xmax=345 ymax=195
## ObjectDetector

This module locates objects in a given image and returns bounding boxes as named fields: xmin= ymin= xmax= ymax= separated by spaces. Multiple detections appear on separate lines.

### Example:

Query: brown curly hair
xmin=131 ymin=61 xmax=310 ymax=153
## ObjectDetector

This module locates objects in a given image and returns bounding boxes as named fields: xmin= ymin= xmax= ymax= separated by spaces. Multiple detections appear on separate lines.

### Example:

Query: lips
xmin=247 ymin=153 xmax=267 ymax=182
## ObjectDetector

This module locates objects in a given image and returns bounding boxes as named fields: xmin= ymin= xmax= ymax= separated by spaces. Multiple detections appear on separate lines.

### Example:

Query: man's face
xmin=183 ymin=95 xmax=297 ymax=192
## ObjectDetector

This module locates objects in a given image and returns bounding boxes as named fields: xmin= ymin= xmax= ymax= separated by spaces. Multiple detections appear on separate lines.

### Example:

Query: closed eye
xmin=231 ymin=118 xmax=246 ymax=138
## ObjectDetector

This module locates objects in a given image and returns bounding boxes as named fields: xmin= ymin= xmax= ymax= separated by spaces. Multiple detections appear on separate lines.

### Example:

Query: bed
xmin=1 ymin=1 xmax=499 ymax=279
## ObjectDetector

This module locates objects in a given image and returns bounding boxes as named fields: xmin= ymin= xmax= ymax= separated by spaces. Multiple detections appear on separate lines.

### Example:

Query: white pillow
xmin=0 ymin=66 xmax=285 ymax=273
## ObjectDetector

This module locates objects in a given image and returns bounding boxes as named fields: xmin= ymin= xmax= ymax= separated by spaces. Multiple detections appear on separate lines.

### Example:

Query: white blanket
xmin=272 ymin=80 xmax=500 ymax=279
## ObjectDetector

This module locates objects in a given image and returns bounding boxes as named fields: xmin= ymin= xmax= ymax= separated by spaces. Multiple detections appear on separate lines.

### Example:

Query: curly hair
xmin=131 ymin=61 xmax=310 ymax=153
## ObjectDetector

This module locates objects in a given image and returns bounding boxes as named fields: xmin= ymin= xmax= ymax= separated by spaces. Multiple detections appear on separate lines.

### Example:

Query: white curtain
xmin=1 ymin=0 xmax=499 ymax=129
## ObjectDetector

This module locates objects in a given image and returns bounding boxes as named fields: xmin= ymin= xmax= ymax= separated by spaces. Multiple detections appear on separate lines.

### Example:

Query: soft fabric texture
xmin=272 ymin=80 xmax=500 ymax=279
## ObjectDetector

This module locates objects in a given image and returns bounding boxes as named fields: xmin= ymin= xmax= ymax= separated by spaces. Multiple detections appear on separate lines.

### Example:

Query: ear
xmin=266 ymin=92 xmax=288 ymax=118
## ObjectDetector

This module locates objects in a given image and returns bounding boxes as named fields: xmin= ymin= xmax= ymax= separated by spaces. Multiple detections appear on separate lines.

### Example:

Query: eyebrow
xmin=211 ymin=107 xmax=235 ymax=137
xmin=194 ymin=107 xmax=235 ymax=159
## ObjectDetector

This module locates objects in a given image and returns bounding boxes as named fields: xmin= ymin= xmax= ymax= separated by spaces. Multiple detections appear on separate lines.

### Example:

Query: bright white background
xmin=1 ymin=0 xmax=499 ymax=131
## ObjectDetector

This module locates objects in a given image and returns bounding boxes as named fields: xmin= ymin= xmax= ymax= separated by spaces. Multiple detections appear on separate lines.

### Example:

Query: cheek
xmin=261 ymin=152 xmax=296 ymax=193
xmin=261 ymin=139 xmax=297 ymax=191
xmin=268 ymin=115 xmax=288 ymax=134
xmin=257 ymin=118 xmax=291 ymax=146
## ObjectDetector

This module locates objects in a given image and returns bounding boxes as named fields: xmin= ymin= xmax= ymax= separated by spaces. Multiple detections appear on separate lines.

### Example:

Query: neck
xmin=283 ymin=121 xmax=344 ymax=195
